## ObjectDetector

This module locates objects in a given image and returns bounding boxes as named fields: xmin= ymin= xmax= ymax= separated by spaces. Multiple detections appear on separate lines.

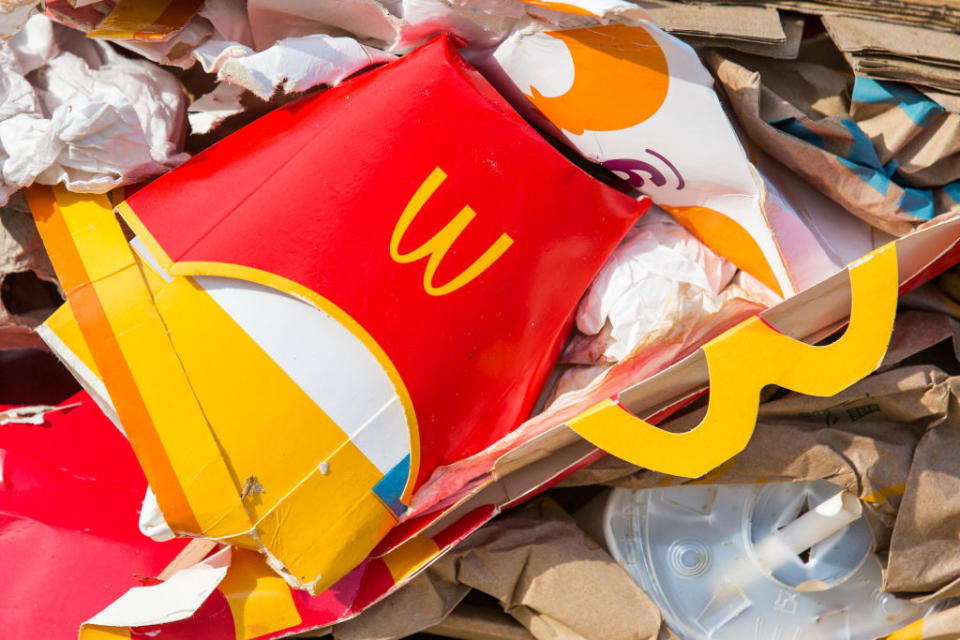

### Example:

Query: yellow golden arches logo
xmin=528 ymin=24 xmax=670 ymax=136
xmin=567 ymin=243 xmax=899 ymax=478
xmin=390 ymin=167 xmax=513 ymax=297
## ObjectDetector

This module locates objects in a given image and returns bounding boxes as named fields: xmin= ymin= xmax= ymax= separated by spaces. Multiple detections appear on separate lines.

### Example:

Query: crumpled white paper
xmin=0 ymin=15 xmax=188 ymax=205
xmin=199 ymin=0 xmax=255 ymax=47
xmin=0 ymin=0 xmax=40 ymax=38
xmin=193 ymin=34 xmax=396 ymax=101
xmin=571 ymin=207 xmax=779 ymax=363
xmin=246 ymin=0 xmax=521 ymax=54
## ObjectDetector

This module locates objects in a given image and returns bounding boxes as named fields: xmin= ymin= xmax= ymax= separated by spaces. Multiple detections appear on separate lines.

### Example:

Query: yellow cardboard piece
xmin=567 ymin=243 xmax=899 ymax=478
xmin=26 ymin=185 xmax=248 ymax=538
xmin=220 ymin=550 xmax=303 ymax=640
xmin=886 ymin=619 xmax=923 ymax=640
xmin=31 ymin=185 xmax=397 ymax=593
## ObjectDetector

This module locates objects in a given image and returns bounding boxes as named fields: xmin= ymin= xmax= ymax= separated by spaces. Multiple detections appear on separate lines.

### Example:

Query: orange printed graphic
xmin=528 ymin=25 xmax=669 ymax=135
xmin=665 ymin=204 xmax=784 ymax=297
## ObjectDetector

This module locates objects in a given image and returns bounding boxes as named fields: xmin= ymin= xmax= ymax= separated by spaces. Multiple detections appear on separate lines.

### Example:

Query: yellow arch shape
xmin=568 ymin=243 xmax=899 ymax=478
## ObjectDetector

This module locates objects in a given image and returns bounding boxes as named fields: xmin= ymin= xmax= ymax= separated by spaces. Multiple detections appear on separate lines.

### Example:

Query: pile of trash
xmin=3 ymin=1 xmax=960 ymax=639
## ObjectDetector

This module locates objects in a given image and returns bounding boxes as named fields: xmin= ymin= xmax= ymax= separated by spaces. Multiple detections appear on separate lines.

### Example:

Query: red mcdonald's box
xmin=31 ymin=34 xmax=648 ymax=596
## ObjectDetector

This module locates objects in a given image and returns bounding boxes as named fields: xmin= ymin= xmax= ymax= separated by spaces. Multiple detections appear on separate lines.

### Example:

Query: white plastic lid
xmin=603 ymin=480 xmax=932 ymax=639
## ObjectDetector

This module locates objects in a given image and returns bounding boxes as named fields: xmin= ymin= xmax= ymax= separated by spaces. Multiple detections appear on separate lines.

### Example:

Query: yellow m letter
xmin=566 ymin=243 xmax=899 ymax=478
xmin=391 ymin=167 xmax=513 ymax=296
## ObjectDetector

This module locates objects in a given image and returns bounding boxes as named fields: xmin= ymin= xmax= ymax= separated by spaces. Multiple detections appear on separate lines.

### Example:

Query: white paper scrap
xmin=188 ymin=82 xmax=246 ymax=135
xmin=0 ymin=1 xmax=41 ymax=39
xmin=0 ymin=402 xmax=81 ymax=425
xmin=84 ymin=547 xmax=231 ymax=628
xmin=198 ymin=34 xmax=395 ymax=100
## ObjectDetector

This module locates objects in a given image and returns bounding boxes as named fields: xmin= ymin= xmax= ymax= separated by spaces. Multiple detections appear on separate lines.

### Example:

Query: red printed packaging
xmin=33 ymin=34 xmax=648 ymax=592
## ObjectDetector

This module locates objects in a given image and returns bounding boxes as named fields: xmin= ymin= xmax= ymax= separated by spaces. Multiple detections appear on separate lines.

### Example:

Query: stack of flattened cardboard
xmin=822 ymin=15 xmax=960 ymax=94
xmin=636 ymin=1 xmax=804 ymax=58
xmin=646 ymin=0 xmax=960 ymax=93
xmin=671 ymin=0 xmax=960 ymax=31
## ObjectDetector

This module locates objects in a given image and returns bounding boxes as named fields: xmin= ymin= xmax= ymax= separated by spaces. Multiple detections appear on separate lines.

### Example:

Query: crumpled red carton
xmin=31 ymin=34 xmax=647 ymax=595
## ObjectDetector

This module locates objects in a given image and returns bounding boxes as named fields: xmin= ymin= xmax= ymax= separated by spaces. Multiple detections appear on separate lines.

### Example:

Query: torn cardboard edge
xmin=683 ymin=13 xmax=804 ymax=60
xmin=638 ymin=1 xmax=785 ymax=42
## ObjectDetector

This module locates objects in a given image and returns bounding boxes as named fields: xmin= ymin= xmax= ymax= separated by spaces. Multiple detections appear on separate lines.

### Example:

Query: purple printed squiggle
xmin=644 ymin=149 xmax=685 ymax=190
xmin=602 ymin=158 xmax=666 ymax=189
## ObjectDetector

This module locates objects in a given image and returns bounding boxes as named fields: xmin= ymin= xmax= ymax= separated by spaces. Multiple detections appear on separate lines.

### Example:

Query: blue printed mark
xmin=944 ymin=180 xmax=960 ymax=206
xmin=373 ymin=454 xmax=410 ymax=517
xmin=769 ymin=117 xmax=825 ymax=148
xmin=852 ymin=77 xmax=944 ymax=127
xmin=883 ymin=159 xmax=899 ymax=178
xmin=839 ymin=119 xmax=883 ymax=170
xmin=898 ymin=188 xmax=935 ymax=220
xmin=837 ymin=156 xmax=891 ymax=196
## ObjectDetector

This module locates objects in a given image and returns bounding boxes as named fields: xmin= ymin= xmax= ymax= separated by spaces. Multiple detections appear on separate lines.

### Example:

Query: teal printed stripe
xmin=897 ymin=188 xmax=934 ymax=220
xmin=373 ymin=454 xmax=410 ymax=517
xmin=770 ymin=117 xmax=825 ymax=148
xmin=839 ymin=119 xmax=883 ymax=170
xmin=837 ymin=156 xmax=890 ymax=196
xmin=943 ymin=180 xmax=960 ymax=206
xmin=852 ymin=77 xmax=943 ymax=127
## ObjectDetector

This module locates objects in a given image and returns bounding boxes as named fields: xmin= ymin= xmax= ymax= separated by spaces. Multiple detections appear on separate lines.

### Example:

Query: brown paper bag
xmin=335 ymin=499 xmax=661 ymax=640
xmin=705 ymin=50 xmax=960 ymax=236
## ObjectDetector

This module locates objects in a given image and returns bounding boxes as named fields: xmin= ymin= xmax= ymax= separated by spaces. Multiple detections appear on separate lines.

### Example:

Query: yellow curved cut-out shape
xmin=664 ymin=204 xmax=784 ymax=297
xmin=389 ymin=167 xmax=513 ymax=297
xmin=568 ymin=243 xmax=899 ymax=478
xmin=528 ymin=25 xmax=669 ymax=136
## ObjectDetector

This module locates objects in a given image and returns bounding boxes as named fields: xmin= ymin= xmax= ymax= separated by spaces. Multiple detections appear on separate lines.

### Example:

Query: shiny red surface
xmin=0 ymin=393 xmax=188 ymax=639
